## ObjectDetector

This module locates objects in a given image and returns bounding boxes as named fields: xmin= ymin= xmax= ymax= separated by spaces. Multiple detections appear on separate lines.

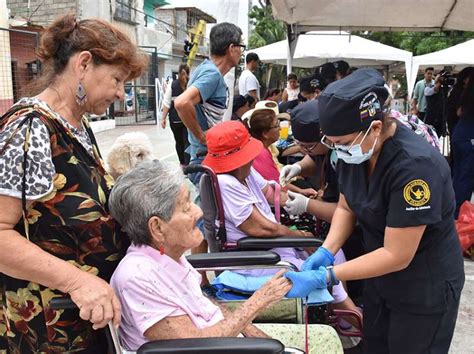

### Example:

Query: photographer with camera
xmin=424 ymin=70 xmax=452 ymax=136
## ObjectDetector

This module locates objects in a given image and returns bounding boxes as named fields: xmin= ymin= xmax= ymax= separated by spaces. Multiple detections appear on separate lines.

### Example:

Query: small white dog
xmin=106 ymin=132 xmax=154 ymax=179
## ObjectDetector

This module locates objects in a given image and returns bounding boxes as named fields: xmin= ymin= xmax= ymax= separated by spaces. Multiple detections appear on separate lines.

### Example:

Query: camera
xmin=438 ymin=70 xmax=456 ymax=88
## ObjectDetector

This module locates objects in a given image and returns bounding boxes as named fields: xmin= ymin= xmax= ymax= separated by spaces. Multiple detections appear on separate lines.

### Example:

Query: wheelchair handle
xmin=329 ymin=309 xmax=363 ymax=338
xmin=49 ymin=298 xmax=122 ymax=353
xmin=49 ymin=298 xmax=77 ymax=310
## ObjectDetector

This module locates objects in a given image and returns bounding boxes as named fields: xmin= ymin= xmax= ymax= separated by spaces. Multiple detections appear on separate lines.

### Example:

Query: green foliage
xmin=248 ymin=5 xmax=286 ymax=49
xmin=355 ymin=31 xmax=474 ymax=55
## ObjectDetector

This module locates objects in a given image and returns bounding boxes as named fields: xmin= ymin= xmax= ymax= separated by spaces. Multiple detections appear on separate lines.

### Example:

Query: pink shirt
xmin=110 ymin=244 xmax=224 ymax=350
xmin=253 ymin=147 xmax=280 ymax=183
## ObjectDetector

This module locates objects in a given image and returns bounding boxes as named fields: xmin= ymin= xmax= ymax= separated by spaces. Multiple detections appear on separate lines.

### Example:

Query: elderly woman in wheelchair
xmin=109 ymin=160 xmax=343 ymax=353
xmin=201 ymin=122 xmax=362 ymax=339
xmin=201 ymin=121 xmax=316 ymax=273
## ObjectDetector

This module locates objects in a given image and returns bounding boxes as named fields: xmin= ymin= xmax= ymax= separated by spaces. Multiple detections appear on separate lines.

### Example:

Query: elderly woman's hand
xmin=66 ymin=270 xmax=121 ymax=330
xmin=250 ymin=270 xmax=292 ymax=310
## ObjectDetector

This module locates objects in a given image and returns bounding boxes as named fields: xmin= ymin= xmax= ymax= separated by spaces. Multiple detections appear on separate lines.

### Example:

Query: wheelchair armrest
xmin=137 ymin=337 xmax=284 ymax=354
xmin=183 ymin=164 xmax=211 ymax=175
xmin=237 ymin=236 xmax=323 ymax=249
xmin=186 ymin=251 xmax=280 ymax=268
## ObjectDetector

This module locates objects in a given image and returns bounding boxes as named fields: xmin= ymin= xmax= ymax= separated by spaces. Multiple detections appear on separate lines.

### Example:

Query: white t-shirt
xmin=238 ymin=69 xmax=260 ymax=99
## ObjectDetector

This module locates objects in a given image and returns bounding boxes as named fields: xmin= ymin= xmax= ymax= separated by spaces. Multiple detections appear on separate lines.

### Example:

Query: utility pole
xmin=186 ymin=19 xmax=206 ymax=67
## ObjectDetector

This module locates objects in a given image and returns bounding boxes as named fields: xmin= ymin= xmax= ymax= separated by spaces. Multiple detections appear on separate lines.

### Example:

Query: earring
xmin=159 ymin=245 xmax=164 ymax=255
xmin=75 ymin=81 xmax=87 ymax=106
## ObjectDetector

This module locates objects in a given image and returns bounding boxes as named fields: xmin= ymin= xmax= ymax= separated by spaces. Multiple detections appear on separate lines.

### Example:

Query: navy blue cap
xmin=319 ymin=68 xmax=389 ymax=136
xmin=290 ymin=100 xmax=321 ymax=143
xmin=299 ymin=74 xmax=325 ymax=93
xmin=333 ymin=60 xmax=350 ymax=76
xmin=316 ymin=63 xmax=337 ymax=82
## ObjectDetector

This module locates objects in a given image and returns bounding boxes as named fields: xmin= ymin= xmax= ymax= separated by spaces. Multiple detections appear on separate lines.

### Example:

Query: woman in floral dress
xmin=0 ymin=14 xmax=147 ymax=352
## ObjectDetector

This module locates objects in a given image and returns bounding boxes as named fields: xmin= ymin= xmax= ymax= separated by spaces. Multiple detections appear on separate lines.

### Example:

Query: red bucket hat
xmin=203 ymin=121 xmax=263 ymax=173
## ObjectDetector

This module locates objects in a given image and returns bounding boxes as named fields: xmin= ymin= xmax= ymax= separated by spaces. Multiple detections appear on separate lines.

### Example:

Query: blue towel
xmin=211 ymin=271 xmax=333 ymax=305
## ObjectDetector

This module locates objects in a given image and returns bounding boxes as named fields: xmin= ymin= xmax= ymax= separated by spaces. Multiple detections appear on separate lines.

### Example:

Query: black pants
xmin=363 ymin=283 xmax=461 ymax=354
xmin=170 ymin=121 xmax=190 ymax=165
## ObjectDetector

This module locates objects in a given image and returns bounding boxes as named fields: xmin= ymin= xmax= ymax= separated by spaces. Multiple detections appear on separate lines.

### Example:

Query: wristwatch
xmin=326 ymin=265 xmax=340 ymax=286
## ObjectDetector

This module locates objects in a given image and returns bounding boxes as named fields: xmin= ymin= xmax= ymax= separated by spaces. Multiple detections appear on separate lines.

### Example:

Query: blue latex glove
xmin=285 ymin=267 xmax=328 ymax=298
xmin=301 ymin=246 xmax=335 ymax=271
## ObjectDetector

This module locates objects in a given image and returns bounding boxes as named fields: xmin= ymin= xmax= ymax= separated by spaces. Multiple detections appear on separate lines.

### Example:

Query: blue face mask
xmin=334 ymin=125 xmax=378 ymax=165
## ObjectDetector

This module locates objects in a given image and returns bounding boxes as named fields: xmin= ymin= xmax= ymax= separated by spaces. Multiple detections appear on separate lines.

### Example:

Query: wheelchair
xmin=183 ymin=164 xmax=363 ymax=339
xmin=50 ymin=251 xmax=304 ymax=354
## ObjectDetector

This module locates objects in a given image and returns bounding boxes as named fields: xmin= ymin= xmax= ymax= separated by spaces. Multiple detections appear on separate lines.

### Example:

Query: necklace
xmin=46 ymin=87 xmax=84 ymax=130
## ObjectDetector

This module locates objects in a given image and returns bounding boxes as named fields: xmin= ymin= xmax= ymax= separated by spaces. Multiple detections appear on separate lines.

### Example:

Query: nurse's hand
xmin=301 ymin=246 xmax=335 ymax=271
xmin=279 ymin=164 xmax=302 ymax=186
xmin=285 ymin=267 xmax=328 ymax=298
xmin=284 ymin=191 xmax=309 ymax=215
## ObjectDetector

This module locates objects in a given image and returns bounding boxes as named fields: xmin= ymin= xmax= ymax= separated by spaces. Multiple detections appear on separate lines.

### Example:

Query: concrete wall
xmin=78 ymin=0 xmax=110 ymax=20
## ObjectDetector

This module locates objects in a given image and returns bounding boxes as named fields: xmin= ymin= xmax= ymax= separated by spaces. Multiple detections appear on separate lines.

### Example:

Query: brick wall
xmin=9 ymin=29 xmax=40 ymax=100
xmin=154 ymin=9 xmax=174 ymax=38
xmin=7 ymin=0 xmax=77 ymax=26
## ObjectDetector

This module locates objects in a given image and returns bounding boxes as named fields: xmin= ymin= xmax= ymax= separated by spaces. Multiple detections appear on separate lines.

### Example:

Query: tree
xmin=248 ymin=1 xmax=286 ymax=49
xmin=247 ymin=2 xmax=287 ymax=93
xmin=357 ymin=31 xmax=474 ymax=56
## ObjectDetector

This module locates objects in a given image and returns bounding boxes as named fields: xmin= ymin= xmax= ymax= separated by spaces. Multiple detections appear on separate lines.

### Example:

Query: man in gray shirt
xmin=412 ymin=67 xmax=434 ymax=121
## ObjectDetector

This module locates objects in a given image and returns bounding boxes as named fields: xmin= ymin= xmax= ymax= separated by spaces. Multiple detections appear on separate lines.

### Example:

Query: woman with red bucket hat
xmin=202 ymin=120 xmax=317 ymax=275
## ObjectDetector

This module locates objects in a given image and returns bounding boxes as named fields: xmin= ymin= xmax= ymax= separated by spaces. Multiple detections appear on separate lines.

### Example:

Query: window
xmin=115 ymin=0 xmax=134 ymax=22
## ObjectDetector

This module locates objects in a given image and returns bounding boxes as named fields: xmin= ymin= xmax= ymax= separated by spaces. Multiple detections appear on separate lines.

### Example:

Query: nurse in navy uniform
xmin=285 ymin=68 xmax=465 ymax=353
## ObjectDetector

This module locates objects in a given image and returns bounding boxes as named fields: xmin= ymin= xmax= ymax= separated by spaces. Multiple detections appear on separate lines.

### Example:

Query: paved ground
xmin=95 ymin=124 xmax=473 ymax=353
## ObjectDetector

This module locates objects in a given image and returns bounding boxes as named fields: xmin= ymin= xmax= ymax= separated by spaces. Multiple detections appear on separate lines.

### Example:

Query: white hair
xmin=109 ymin=160 xmax=185 ymax=245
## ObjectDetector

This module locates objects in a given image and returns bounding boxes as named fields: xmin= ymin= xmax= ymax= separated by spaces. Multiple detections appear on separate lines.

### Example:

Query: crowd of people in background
xmin=0 ymin=14 xmax=471 ymax=353
xmin=232 ymin=52 xmax=473 ymax=218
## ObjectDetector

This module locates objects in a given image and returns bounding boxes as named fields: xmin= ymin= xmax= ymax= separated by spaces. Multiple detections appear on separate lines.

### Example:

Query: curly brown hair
xmin=29 ymin=13 xmax=148 ymax=94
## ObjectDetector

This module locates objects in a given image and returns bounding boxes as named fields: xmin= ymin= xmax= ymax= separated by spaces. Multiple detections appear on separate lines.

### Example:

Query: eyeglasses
xmin=232 ymin=43 xmax=246 ymax=52
xmin=295 ymin=140 xmax=319 ymax=153
xmin=269 ymin=124 xmax=280 ymax=130
xmin=320 ymin=124 xmax=372 ymax=156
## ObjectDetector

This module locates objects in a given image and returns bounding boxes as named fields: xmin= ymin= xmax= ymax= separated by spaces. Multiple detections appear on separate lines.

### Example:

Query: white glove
xmin=284 ymin=191 xmax=309 ymax=215
xmin=279 ymin=164 xmax=302 ymax=186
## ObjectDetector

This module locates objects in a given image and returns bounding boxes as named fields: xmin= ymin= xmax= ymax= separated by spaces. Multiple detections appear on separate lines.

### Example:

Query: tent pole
xmin=286 ymin=24 xmax=297 ymax=75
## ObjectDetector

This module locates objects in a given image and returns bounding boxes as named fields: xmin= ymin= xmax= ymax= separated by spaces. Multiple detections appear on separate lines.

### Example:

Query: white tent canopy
xmin=409 ymin=39 xmax=474 ymax=91
xmin=271 ymin=0 xmax=474 ymax=32
xmin=252 ymin=32 xmax=414 ymax=95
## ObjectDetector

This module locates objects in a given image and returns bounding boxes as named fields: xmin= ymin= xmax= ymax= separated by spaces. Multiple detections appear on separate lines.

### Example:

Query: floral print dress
xmin=0 ymin=98 xmax=127 ymax=353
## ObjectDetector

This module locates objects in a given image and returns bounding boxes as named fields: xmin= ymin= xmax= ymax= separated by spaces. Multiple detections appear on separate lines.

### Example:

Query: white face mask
xmin=334 ymin=124 xmax=378 ymax=164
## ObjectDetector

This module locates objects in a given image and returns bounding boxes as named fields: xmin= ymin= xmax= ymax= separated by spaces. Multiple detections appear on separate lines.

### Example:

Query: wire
xmin=115 ymin=1 xmax=210 ymax=42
